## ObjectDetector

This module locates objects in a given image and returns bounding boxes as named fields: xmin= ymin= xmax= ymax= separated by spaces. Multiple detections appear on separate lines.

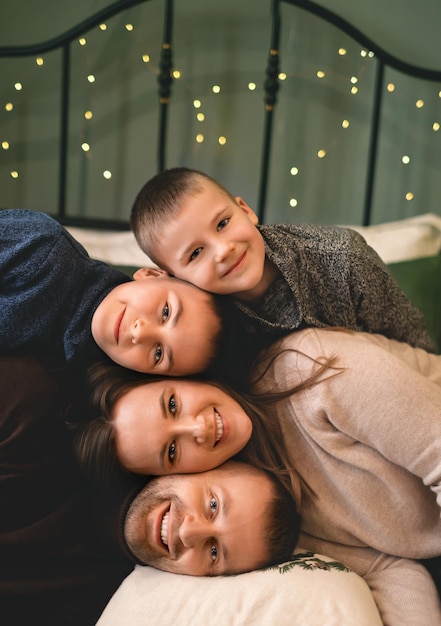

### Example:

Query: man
xmin=0 ymin=355 xmax=298 ymax=625
xmin=122 ymin=461 xmax=299 ymax=576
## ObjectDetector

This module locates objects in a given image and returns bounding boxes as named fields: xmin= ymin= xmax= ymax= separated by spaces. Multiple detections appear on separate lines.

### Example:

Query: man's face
xmin=124 ymin=463 xmax=273 ymax=576
xmin=91 ymin=268 xmax=221 ymax=375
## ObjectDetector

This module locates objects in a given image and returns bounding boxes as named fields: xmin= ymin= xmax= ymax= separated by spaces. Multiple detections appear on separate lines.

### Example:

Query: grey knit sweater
xmin=234 ymin=223 xmax=435 ymax=352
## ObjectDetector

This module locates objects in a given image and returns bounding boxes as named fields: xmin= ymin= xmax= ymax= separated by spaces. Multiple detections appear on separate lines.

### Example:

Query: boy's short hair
xmin=130 ymin=167 xmax=233 ymax=264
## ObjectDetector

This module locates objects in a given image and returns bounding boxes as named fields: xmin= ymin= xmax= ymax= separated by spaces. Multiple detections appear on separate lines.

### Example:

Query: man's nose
xmin=178 ymin=514 xmax=209 ymax=548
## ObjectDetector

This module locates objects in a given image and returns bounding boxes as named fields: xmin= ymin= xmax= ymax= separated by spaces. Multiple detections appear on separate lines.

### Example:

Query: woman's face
xmin=112 ymin=379 xmax=253 ymax=475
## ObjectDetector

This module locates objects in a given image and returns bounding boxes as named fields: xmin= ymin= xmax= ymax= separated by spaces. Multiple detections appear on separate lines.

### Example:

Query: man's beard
xmin=124 ymin=475 xmax=184 ymax=570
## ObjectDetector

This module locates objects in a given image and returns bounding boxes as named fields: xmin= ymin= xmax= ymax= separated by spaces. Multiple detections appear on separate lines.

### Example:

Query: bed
xmin=1 ymin=1 xmax=441 ymax=623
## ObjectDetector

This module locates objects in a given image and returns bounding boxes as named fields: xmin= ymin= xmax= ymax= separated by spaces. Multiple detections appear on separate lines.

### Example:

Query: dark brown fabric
xmin=0 ymin=355 xmax=133 ymax=626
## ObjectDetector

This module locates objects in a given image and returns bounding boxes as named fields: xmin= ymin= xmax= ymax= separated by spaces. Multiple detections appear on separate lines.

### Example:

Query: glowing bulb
xmin=316 ymin=70 xmax=325 ymax=79
xmin=36 ymin=57 xmax=44 ymax=66
xmin=99 ymin=23 xmax=107 ymax=31
xmin=125 ymin=24 xmax=134 ymax=31
xmin=338 ymin=48 xmax=347 ymax=56
xmin=218 ymin=136 xmax=227 ymax=145
xmin=193 ymin=100 xmax=202 ymax=109
xmin=2 ymin=141 xmax=10 ymax=150
xmin=196 ymin=134 xmax=204 ymax=143
xmin=416 ymin=99 xmax=424 ymax=108
xmin=289 ymin=198 xmax=298 ymax=208
xmin=318 ymin=149 xmax=326 ymax=158
xmin=84 ymin=110 xmax=93 ymax=120
xmin=197 ymin=113 xmax=205 ymax=122
xmin=290 ymin=167 xmax=299 ymax=176
xmin=142 ymin=54 xmax=150 ymax=63
xmin=78 ymin=38 xmax=86 ymax=46
xmin=350 ymin=76 xmax=358 ymax=84
xmin=387 ymin=83 xmax=395 ymax=92
xmin=368 ymin=51 xmax=375 ymax=58
xmin=351 ymin=86 xmax=358 ymax=95
xmin=278 ymin=73 xmax=287 ymax=80
xmin=248 ymin=82 xmax=256 ymax=91
xmin=87 ymin=75 xmax=96 ymax=83
xmin=360 ymin=49 xmax=367 ymax=57
xmin=342 ymin=119 xmax=350 ymax=128
xmin=405 ymin=192 xmax=414 ymax=201
xmin=172 ymin=70 xmax=181 ymax=79
xmin=212 ymin=85 xmax=221 ymax=93
xmin=15 ymin=83 xmax=22 ymax=91
xmin=5 ymin=103 xmax=13 ymax=112
xmin=10 ymin=171 xmax=19 ymax=178
xmin=402 ymin=155 xmax=410 ymax=164
xmin=103 ymin=170 xmax=112 ymax=179
xmin=433 ymin=122 xmax=440 ymax=132
xmin=81 ymin=143 xmax=90 ymax=152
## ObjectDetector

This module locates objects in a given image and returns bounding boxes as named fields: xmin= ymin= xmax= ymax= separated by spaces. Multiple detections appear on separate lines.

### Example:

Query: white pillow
xmin=97 ymin=550 xmax=382 ymax=626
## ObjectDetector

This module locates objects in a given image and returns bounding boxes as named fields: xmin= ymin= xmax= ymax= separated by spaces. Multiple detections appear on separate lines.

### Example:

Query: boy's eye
xmin=217 ymin=218 xmax=229 ymax=231
xmin=162 ymin=303 xmax=170 ymax=322
xmin=168 ymin=441 xmax=176 ymax=463
xmin=154 ymin=344 xmax=163 ymax=364
xmin=189 ymin=248 xmax=202 ymax=262
xmin=209 ymin=496 xmax=218 ymax=515
xmin=210 ymin=544 xmax=218 ymax=562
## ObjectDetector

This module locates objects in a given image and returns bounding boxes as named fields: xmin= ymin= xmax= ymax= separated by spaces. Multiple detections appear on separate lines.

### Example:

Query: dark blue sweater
xmin=0 ymin=209 xmax=131 ymax=368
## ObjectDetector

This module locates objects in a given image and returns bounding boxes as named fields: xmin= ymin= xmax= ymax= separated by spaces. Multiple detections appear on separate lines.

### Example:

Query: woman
xmin=75 ymin=328 xmax=441 ymax=625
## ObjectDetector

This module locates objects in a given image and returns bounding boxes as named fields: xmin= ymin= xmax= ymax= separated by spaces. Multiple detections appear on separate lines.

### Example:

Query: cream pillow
xmin=97 ymin=551 xmax=382 ymax=626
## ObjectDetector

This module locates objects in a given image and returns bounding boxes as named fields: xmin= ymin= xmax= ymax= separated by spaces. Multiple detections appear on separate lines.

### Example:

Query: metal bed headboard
xmin=1 ymin=0 xmax=440 ymax=229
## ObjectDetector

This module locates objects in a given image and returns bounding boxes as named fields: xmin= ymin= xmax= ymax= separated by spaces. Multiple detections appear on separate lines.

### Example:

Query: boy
xmin=130 ymin=167 xmax=435 ymax=352
xmin=0 ymin=208 xmax=245 ymax=377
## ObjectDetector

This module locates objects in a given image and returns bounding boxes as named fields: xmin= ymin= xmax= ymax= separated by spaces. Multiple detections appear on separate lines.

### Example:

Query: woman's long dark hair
xmin=73 ymin=341 xmax=340 ymax=511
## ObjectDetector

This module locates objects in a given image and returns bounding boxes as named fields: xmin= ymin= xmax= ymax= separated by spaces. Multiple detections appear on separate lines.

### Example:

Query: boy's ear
xmin=133 ymin=267 xmax=169 ymax=280
xmin=235 ymin=196 xmax=259 ymax=225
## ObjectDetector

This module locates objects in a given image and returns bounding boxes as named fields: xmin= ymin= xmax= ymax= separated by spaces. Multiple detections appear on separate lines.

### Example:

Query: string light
xmin=99 ymin=24 xmax=107 ymax=31
xmin=338 ymin=48 xmax=347 ymax=56
xmin=196 ymin=134 xmax=204 ymax=143
xmin=248 ymin=82 xmax=256 ymax=90
xmin=387 ymin=83 xmax=395 ymax=92
xmin=5 ymin=103 xmax=13 ymax=112
xmin=196 ymin=113 xmax=205 ymax=121
xmin=125 ymin=24 xmax=134 ymax=31
xmin=317 ymin=149 xmax=326 ymax=158
xmin=79 ymin=38 xmax=87 ymax=46
xmin=290 ymin=166 xmax=299 ymax=175
xmin=10 ymin=171 xmax=19 ymax=178
xmin=402 ymin=155 xmax=410 ymax=164
xmin=342 ymin=119 xmax=350 ymax=128
xmin=14 ymin=83 xmax=22 ymax=91
xmin=36 ymin=57 xmax=44 ymax=66
xmin=218 ymin=136 xmax=227 ymax=145
xmin=142 ymin=54 xmax=150 ymax=63
xmin=405 ymin=192 xmax=414 ymax=201
xmin=81 ymin=143 xmax=90 ymax=152
xmin=416 ymin=99 xmax=424 ymax=108
xmin=103 ymin=170 xmax=112 ymax=179
xmin=84 ymin=110 xmax=93 ymax=120
xmin=193 ymin=100 xmax=202 ymax=109
xmin=172 ymin=70 xmax=181 ymax=79
xmin=87 ymin=75 xmax=96 ymax=83
xmin=289 ymin=198 xmax=298 ymax=207
xmin=316 ymin=70 xmax=325 ymax=79
xmin=2 ymin=141 xmax=10 ymax=150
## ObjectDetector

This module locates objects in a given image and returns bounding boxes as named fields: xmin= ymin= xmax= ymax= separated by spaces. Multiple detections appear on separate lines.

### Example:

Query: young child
xmin=0 ymin=208 xmax=252 ymax=379
xmin=130 ymin=167 xmax=436 ymax=352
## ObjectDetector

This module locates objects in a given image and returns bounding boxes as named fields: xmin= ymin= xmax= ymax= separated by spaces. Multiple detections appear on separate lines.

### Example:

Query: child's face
xmin=91 ymin=268 xmax=221 ymax=375
xmin=112 ymin=378 xmax=253 ymax=475
xmin=154 ymin=181 xmax=266 ymax=297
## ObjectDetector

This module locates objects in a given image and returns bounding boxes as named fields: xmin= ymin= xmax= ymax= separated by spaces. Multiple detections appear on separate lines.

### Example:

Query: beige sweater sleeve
xmin=299 ymin=535 xmax=441 ymax=626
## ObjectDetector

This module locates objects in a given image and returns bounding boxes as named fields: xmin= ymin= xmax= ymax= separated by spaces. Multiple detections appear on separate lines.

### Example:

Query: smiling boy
xmin=131 ymin=167 xmax=435 ymax=351
xmin=0 ymin=209 xmax=227 ymax=376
